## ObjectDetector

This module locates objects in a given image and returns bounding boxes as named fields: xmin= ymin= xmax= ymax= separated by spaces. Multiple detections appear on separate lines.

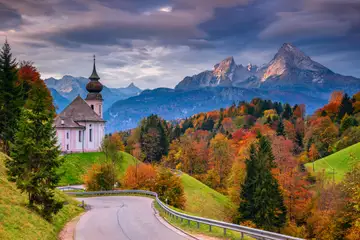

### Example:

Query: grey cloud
xmin=0 ymin=3 xmax=22 ymax=30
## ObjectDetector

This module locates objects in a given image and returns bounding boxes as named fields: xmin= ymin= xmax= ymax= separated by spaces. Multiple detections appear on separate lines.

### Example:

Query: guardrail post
xmin=209 ymin=225 xmax=212 ymax=232
xmin=197 ymin=222 xmax=199 ymax=229
xmin=223 ymin=228 xmax=226 ymax=236
xmin=188 ymin=220 xmax=190 ymax=226
xmin=181 ymin=218 xmax=183 ymax=223
xmin=240 ymin=232 xmax=244 ymax=240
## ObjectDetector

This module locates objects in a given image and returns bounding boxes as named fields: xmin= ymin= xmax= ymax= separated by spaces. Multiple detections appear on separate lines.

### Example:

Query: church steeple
xmin=86 ymin=55 xmax=103 ymax=99
xmin=89 ymin=55 xmax=100 ymax=80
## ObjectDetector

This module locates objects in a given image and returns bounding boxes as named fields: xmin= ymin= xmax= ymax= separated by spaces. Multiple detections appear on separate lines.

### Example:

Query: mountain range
xmin=175 ymin=43 xmax=360 ymax=98
xmin=45 ymin=43 xmax=360 ymax=132
xmin=105 ymin=43 xmax=360 ymax=132
xmin=44 ymin=76 xmax=142 ymax=112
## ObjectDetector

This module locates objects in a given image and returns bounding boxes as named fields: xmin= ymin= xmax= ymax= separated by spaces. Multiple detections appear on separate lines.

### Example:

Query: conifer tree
xmin=282 ymin=103 xmax=293 ymax=120
xmin=276 ymin=120 xmax=285 ymax=136
xmin=140 ymin=114 xmax=169 ymax=162
xmin=338 ymin=94 xmax=353 ymax=121
xmin=6 ymin=79 xmax=63 ymax=220
xmin=238 ymin=135 xmax=287 ymax=231
xmin=0 ymin=40 xmax=23 ymax=153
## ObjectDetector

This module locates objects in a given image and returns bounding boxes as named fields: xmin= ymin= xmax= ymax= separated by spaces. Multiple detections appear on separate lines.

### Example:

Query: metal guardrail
xmin=66 ymin=190 xmax=303 ymax=240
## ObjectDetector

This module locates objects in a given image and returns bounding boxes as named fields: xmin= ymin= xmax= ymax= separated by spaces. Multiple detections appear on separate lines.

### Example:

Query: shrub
xmin=83 ymin=162 xmax=116 ymax=191
xmin=153 ymin=168 xmax=186 ymax=209
xmin=122 ymin=163 xmax=156 ymax=190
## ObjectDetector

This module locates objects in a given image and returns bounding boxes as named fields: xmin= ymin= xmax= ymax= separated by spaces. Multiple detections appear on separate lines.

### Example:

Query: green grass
xmin=0 ymin=152 xmax=83 ymax=240
xmin=180 ymin=173 xmax=235 ymax=222
xmin=305 ymin=142 xmax=360 ymax=182
xmin=58 ymin=151 xmax=139 ymax=186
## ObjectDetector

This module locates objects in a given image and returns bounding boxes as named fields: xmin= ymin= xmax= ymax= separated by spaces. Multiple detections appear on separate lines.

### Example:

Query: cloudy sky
xmin=1 ymin=0 xmax=359 ymax=89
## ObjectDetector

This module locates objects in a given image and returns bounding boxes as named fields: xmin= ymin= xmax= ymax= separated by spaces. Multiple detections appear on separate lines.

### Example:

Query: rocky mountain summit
xmin=176 ymin=43 xmax=360 ymax=97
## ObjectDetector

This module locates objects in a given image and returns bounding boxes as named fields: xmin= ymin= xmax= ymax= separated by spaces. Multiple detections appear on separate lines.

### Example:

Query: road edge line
xmin=151 ymin=201 xmax=200 ymax=240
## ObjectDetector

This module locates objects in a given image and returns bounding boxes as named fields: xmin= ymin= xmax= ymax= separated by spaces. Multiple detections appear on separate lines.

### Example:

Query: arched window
xmin=91 ymin=105 xmax=94 ymax=110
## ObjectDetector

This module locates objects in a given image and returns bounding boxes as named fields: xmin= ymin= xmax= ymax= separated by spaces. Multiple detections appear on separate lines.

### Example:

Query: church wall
xmin=85 ymin=99 xmax=103 ymax=118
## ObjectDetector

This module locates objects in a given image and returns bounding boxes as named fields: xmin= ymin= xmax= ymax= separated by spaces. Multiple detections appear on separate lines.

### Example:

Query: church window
xmin=91 ymin=105 xmax=94 ymax=110
xmin=99 ymin=105 xmax=101 ymax=115
xmin=66 ymin=144 xmax=69 ymax=150
xmin=67 ymin=132 xmax=69 ymax=139
xmin=89 ymin=129 xmax=92 ymax=142
xmin=79 ymin=131 xmax=82 ymax=142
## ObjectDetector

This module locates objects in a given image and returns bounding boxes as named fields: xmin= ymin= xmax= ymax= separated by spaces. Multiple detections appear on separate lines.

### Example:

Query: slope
xmin=58 ymin=151 xmax=140 ymax=186
xmin=305 ymin=142 xmax=360 ymax=182
xmin=180 ymin=173 xmax=235 ymax=221
xmin=0 ymin=152 xmax=83 ymax=240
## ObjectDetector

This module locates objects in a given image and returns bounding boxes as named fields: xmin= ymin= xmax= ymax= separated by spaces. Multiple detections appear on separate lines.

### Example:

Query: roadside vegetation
xmin=155 ymin=202 xmax=253 ymax=240
xmin=0 ymin=153 xmax=83 ymax=240
xmin=58 ymin=151 xmax=138 ymax=186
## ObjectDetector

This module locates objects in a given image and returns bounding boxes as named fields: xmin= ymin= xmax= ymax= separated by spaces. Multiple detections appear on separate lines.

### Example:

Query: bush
xmin=122 ymin=163 xmax=156 ymax=190
xmin=153 ymin=168 xmax=186 ymax=209
xmin=83 ymin=162 xmax=116 ymax=191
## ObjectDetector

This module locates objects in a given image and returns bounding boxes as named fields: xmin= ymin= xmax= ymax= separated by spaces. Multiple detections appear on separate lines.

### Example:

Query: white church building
xmin=54 ymin=56 xmax=105 ymax=153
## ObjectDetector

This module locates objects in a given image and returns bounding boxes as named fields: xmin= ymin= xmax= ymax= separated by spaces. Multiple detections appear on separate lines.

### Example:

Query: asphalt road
xmin=75 ymin=196 xmax=191 ymax=240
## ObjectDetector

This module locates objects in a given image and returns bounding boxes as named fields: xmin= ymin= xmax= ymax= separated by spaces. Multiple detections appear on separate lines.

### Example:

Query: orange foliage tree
xmin=209 ymin=133 xmax=233 ymax=189
xmin=122 ymin=163 xmax=156 ymax=190
xmin=83 ymin=163 xmax=116 ymax=191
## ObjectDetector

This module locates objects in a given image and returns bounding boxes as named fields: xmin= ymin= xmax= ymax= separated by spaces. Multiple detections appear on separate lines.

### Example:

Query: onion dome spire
xmin=89 ymin=55 xmax=100 ymax=80
xmin=86 ymin=55 xmax=103 ymax=100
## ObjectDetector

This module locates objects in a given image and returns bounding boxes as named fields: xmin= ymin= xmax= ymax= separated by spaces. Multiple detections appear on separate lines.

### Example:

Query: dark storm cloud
xmin=2 ymin=0 xmax=360 ymax=88
xmin=0 ymin=3 xmax=22 ymax=30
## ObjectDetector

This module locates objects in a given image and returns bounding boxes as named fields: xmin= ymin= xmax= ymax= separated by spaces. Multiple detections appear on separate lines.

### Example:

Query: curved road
xmin=75 ymin=196 xmax=191 ymax=240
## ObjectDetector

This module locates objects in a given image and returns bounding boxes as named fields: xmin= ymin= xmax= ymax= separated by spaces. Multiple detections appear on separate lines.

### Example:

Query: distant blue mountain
xmin=104 ymin=87 xmax=327 ymax=133
xmin=44 ymin=75 xmax=142 ymax=112
xmin=49 ymin=88 xmax=70 ymax=112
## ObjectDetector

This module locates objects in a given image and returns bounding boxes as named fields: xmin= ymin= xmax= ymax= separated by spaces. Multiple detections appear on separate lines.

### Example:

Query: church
xmin=54 ymin=56 xmax=105 ymax=153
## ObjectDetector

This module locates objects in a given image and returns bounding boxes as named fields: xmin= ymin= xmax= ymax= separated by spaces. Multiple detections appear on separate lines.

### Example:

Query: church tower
xmin=85 ymin=55 xmax=104 ymax=118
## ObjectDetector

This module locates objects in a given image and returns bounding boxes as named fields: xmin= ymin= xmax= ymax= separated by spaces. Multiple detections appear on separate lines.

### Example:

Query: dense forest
xmin=117 ymin=91 xmax=360 ymax=239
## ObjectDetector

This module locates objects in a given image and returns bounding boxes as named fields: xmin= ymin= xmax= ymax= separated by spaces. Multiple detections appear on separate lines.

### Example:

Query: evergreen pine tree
xmin=140 ymin=114 xmax=169 ymax=162
xmin=0 ymin=40 xmax=23 ymax=153
xmin=282 ymin=103 xmax=292 ymax=120
xmin=6 ymin=80 xmax=63 ymax=220
xmin=276 ymin=120 xmax=285 ymax=136
xmin=338 ymin=94 xmax=353 ymax=121
xmin=238 ymin=135 xmax=287 ymax=231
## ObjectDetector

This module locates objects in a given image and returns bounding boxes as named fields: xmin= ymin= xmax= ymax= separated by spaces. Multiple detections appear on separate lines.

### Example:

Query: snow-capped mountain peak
xmin=261 ymin=43 xmax=330 ymax=82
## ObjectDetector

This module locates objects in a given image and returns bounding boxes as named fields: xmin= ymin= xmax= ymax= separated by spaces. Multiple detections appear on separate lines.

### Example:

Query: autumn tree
xmin=239 ymin=135 xmax=287 ymax=231
xmin=6 ymin=77 xmax=63 ymax=220
xmin=153 ymin=168 xmax=186 ymax=209
xmin=209 ymin=133 xmax=233 ymax=189
xmin=123 ymin=163 xmax=156 ymax=190
xmin=84 ymin=162 xmax=116 ymax=191
xmin=0 ymin=40 xmax=23 ymax=153
xmin=308 ymin=143 xmax=319 ymax=171
xmin=341 ymin=162 xmax=360 ymax=239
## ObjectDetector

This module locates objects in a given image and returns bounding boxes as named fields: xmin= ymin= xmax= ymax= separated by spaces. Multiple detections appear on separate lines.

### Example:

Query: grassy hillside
xmin=0 ymin=152 xmax=83 ymax=240
xmin=58 ymin=151 xmax=139 ymax=185
xmin=180 ymin=173 xmax=235 ymax=221
xmin=305 ymin=142 xmax=360 ymax=182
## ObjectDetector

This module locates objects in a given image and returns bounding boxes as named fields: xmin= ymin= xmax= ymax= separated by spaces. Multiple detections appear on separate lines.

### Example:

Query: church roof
xmin=55 ymin=95 xmax=105 ymax=128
